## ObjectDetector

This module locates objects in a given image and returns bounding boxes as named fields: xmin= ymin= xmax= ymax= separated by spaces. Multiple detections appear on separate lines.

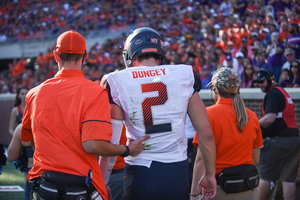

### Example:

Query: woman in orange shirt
xmin=191 ymin=68 xmax=263 ymax=200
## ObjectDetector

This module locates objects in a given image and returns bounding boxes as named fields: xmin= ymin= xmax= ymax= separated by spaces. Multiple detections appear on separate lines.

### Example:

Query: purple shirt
xmin=257 ymin=62 xmax=273 ymax=72
xmin=280 ymin=76 xmax=300 ymax=87
xmin=286 ymin=33 xmax=300 ymax=59
xmin=265 ymin=0 xmax=287 ymax=12
xmin=267 ymin=43 xmax=285 ymax=67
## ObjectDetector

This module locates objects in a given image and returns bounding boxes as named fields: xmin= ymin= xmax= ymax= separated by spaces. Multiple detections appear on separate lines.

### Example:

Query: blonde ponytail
xmin=216 ymin=80 xmax=248 ymax=133
xmin=233 ymin=93 xmax=248 ymax=132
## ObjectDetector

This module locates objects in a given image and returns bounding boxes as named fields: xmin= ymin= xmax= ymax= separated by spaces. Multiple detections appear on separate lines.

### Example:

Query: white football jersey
xmin=106 ymin=64 xmax=195 ymax=167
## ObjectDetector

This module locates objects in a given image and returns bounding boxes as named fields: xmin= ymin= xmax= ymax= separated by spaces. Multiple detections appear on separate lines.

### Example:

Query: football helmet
xmin=123 ymin=27 xmax=165 ymax=68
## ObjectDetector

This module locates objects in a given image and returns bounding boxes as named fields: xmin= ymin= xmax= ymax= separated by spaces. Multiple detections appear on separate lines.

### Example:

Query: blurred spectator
xmin=219 ymin=0 xmax=232 ymax=17
xmin=251 ymin=46 xmax=260 ymax=66
xmin=286 ymin=22 xmax=300 ymax=59
xmin=290 ymin=60 xmax=300 ymax=87
xmin=201 ymin=65 xmax=212 ymax=89
xmin=35 ymin=52 xmax=47 ymax=69
xmin=9 ymin=57 xmax=28 ymax=78
xmin=266 ymin=0 xmax=289 ymax=12
xmin=266 ymin=32 xmax=285 ymax=82
xmin=279 ymin=21 xmax=290 ymax=44
xmin=223 ymin=54 xmax=237 ymax=69
xmin=215 ymin=46 xmax=225 ymax=65
xmin=233 ymin=52 xmax=245 ymax=80
xmin=226 ymin=41 xmax=238 ymax=57
xmin=254 ymin=51 xmax=273 ymax=73
xmin=240 ymin=37 xmax=253 ymax=58
xmin=233 ymin=0 xmax=248 ymax=19
xmin=282 ymin=48 xmax=300 ymax=70
xmin=279 ymin=68 xmax=293 ymax=88
xmin=0 ymin=32 xmax=7 ymax=43
xmin=241 ymin=59 xmax=255 ymax=88
xmin=261 ymin=28 xmax=271 ymax=48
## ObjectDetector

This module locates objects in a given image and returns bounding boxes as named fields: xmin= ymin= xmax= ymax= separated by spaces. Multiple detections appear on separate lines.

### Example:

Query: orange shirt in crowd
xmin=10 ymin=59 xmax=26 ymax=77
xmin=21 ymin=69 xmax=112 ymax=200
xmin=36 ymin=54 xmax=47 ymax=68
xmin=289 ymin=19 xmax=300 ymax=27
xmin=279 ymin=30 xmax=290 ymax=43
xmin=44 ymin=51 xmax=55 ymax=62
xmin=193 ymin=98 xmax=263 ymax=174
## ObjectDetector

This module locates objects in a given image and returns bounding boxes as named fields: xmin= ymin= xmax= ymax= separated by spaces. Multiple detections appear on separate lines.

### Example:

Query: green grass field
xmin=0 ymin=148 xmax=26 ymax=200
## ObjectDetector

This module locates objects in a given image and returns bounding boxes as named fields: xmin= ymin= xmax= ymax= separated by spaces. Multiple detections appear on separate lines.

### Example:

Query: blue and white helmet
xmin=122 ymin=27 xmax=165 ymax=68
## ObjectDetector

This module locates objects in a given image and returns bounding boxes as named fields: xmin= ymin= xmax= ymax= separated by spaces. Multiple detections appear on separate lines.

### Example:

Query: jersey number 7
xmin=141 ymin=82 xmax=172 ymax=134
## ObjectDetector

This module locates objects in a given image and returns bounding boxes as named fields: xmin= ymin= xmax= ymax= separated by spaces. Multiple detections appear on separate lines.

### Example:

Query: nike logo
xmin=124 ymin=176 xmax=128 ymax=179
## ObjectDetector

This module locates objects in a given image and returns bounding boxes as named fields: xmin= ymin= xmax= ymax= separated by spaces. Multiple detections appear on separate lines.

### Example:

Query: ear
xmin=53 ymin=50 xmax=59 ymax=62
xmin=156 ymin=58 xmax=162 ymax=65
xmin=132 ymin=59 xmax=137 ymax=67
xmin=82 ymin=52 xmax=88 ymax=63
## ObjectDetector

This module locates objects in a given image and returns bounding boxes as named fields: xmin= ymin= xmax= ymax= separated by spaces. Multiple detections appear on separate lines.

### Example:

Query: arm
xmin=274 ymin=45 xmax=283 ymax=54
xmin=9 ymin=107 xmax=17 ymax=136
xmin=266 ymin=44 xmax=273 ymax=55
xmin=259 ymin=113 xmax=276 ymax=128
xmin=252 ymin=148 xmax=260 ymax=166
xmin=190 ymin=148 xmax=205 ymax=200
xmin=268 ymin=0 xmax=275 ymax=5
xmin=82 ymin=135 xmax=148 ymax=157
xmin=188 ymin=93 xmax=216 ymax=199
xmin=7 ymin=124 xmax=23 ymax=162
xmin=99 ymin=119 xmax=124 ymax=184
xmin=293 ymin=83 xmax=300 ymax=88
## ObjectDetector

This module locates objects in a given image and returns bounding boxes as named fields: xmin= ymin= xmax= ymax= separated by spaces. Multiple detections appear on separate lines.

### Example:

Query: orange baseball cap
xmin=56 ymin=30 xmax=86 ymax=54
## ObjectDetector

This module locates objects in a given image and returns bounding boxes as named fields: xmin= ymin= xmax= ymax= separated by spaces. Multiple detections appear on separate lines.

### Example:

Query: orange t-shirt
xmin=10 ymin=59 xmax=26 ymax=77
xmin=279 ymin=30 xmax=290 ymax=43
xmin=193 ymin=98 xmax=263 ymax=174
xmin=21 ymin=69 xmax=112 ymax=200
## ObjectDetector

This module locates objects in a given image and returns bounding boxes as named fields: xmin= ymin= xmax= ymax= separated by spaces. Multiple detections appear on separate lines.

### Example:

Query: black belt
xmin=111 ymin=168 xmax=124 ymax=175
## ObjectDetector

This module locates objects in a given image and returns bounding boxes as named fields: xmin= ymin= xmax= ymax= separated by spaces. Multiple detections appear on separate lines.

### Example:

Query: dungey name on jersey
xmin=132 ymin=68 xmax=167 ymax=79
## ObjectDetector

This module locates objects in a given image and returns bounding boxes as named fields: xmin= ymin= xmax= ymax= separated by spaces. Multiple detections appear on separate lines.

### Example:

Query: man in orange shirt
xmin=279 ymin=21 xmax=290 ymax=44
xmin=21 ymin=30 xmax=149 ymax=200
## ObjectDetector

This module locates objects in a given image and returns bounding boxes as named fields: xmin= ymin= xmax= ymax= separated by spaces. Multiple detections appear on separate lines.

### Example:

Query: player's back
xmin=106 ymin=64 xmax=195 ymax=167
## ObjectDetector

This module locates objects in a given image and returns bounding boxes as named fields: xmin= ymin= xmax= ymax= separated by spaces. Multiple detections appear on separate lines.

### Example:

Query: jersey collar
xmin=216 ymin=97 xmax=233 ymax=105
xmin=55 ymin=69 xmax=85 ymax=78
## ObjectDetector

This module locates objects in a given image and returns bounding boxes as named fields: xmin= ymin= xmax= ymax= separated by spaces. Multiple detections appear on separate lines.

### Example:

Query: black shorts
xmin=123 ymin=159 xmax=189 ymax=200
xmin=259 ymin=136 xmax=300 ymax=182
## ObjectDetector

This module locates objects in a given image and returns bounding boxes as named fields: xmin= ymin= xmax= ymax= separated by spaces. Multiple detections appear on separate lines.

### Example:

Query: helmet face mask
xmin=123 ymin=27 xmax=165 ymax=68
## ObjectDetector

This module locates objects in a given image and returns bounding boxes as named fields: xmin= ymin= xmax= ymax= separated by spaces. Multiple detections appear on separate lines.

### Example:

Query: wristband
xmin=121 ymin=146 xmax=130 ymax=157
xmin=189 ymin=194 xmax=198 ymax=197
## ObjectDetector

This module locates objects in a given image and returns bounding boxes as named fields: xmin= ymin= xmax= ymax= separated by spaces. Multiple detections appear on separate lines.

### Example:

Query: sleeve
xmin=100 ymin=75 xmax=117 ymax=105
xmin=20 ymin=95 xmax=33 ymax=142
xmin=253 ymin=115 xmax=264 ymax=148
xmin=81 ymin=89 xmax=112 ymax=142
xmin=99 ymin=119 xmax=124 ymax=184
xmin=106 ymin=83 xmax=117 ymax=105
xmin=192 ymin=66 xmax=202 ymax=93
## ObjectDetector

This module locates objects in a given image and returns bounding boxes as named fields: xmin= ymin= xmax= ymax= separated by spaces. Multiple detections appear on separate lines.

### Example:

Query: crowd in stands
xmin=1 ymin=0 xmax=300 ymax=94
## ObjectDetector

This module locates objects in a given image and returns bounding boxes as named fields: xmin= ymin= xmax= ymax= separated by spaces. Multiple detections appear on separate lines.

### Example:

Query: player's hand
xmin=128 ymin=135 xmax=150 ymax=156
xmin=197 ymin=174 xmax=217 ymax=200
